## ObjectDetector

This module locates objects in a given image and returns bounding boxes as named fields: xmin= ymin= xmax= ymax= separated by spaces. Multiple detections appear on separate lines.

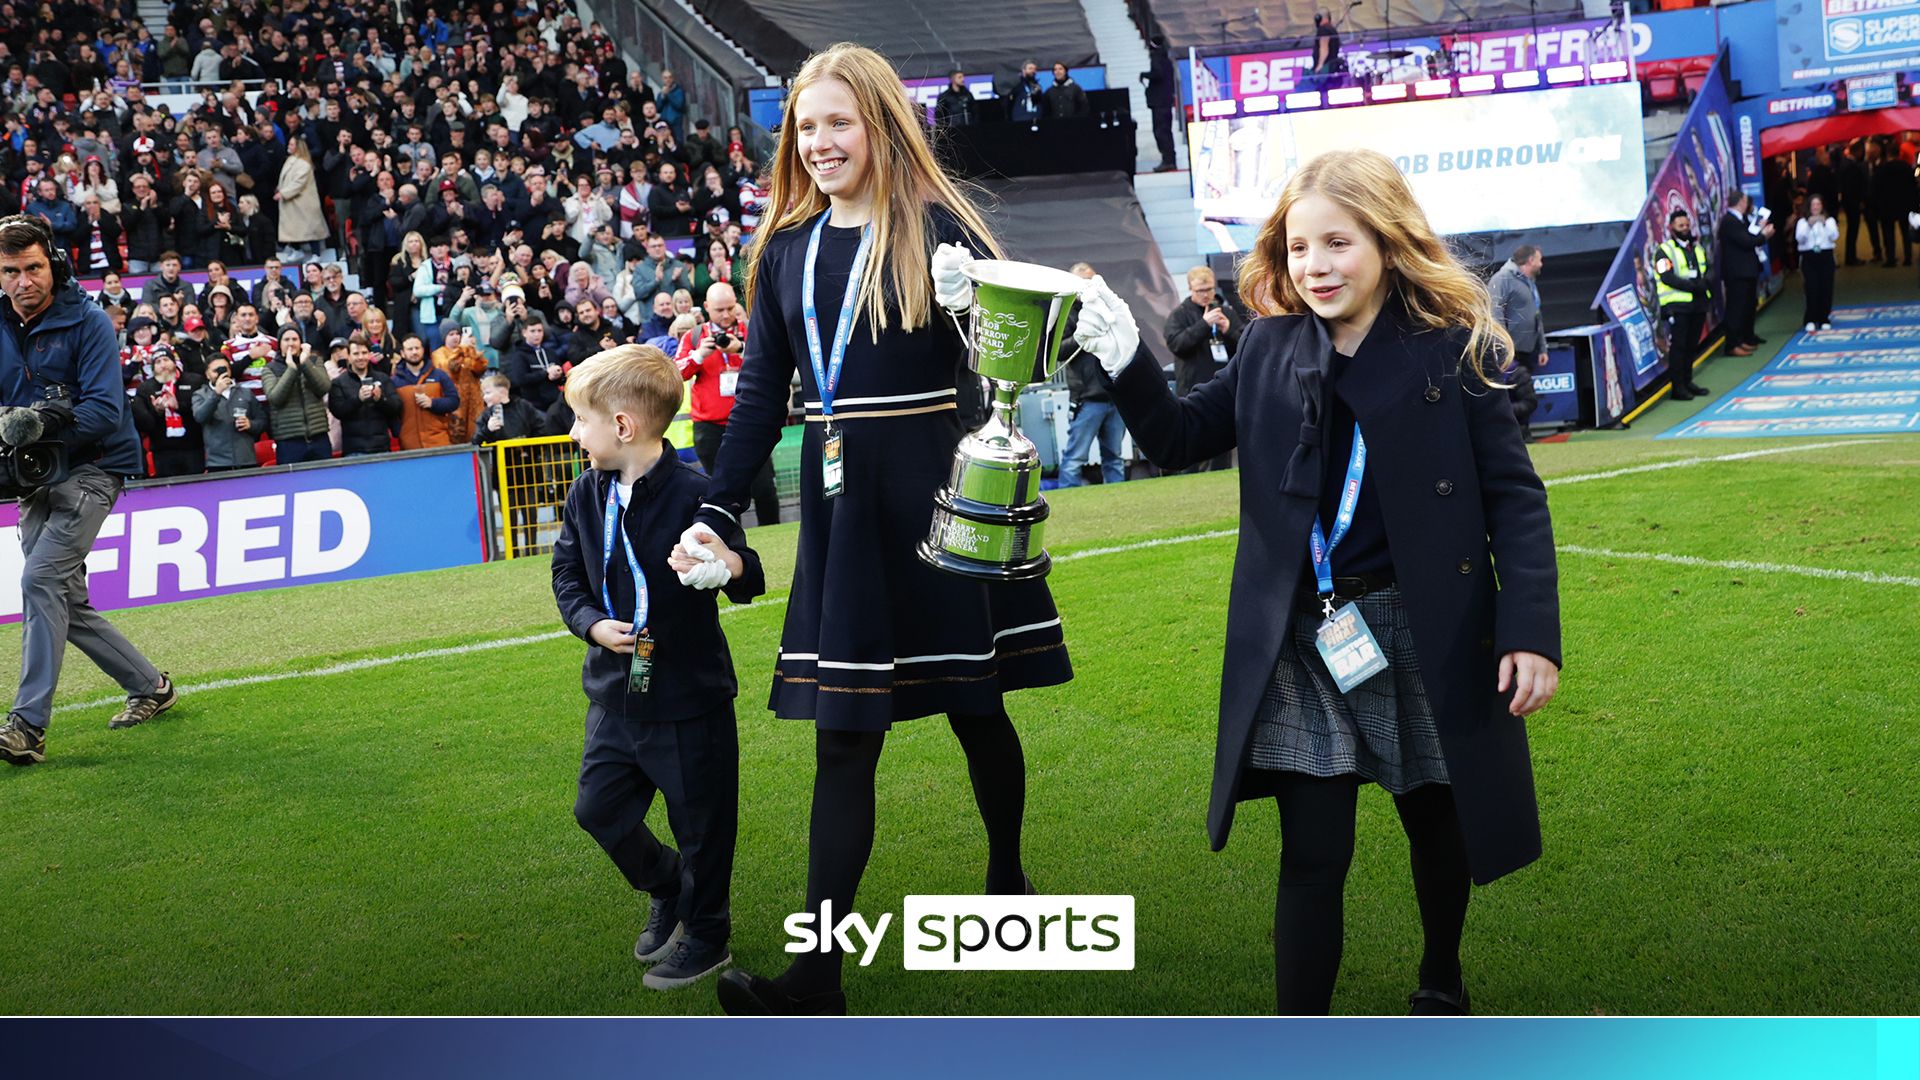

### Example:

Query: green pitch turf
xmin=3 ymin=434 xmax=1917 ymax=1016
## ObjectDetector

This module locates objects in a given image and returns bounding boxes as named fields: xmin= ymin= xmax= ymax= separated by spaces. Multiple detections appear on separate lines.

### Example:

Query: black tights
xmin=1272 ymin=773 xmax=1471 ymax=1014
xmin=778 ymin=710 xmax=1027 ymax=995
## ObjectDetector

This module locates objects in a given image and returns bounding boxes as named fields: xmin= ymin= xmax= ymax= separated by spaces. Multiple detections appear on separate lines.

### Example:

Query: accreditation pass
xmin=1315 ymin=602 xmax=1390 ymax=693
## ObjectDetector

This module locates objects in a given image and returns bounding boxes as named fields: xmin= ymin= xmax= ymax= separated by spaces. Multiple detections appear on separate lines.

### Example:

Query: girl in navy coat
xmin=1076 ymin=148 xmax=1561 ymax=1015
xmin=686 ymin=43 xmax=1071 ymax=1015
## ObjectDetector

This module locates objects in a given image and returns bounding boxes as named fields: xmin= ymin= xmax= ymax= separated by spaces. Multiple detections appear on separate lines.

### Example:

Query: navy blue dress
xmin=695 ymin=208 xmax=1072 ymax=731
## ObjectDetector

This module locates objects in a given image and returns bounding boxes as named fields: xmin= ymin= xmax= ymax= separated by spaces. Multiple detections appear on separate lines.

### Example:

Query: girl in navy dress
xmin=682 ymin=43 xmax=1072 ymax=1015
xmin=1076 ymin=149 xmax=1561 ymax=1014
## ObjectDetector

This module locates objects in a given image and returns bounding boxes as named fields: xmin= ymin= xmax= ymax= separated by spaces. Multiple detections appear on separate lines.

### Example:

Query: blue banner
xmin=1529 ymin=344 xmax=1582 ymax=430
xmin=1591 ymin=50 xmax=1753 ymax=391
xmin=1781 ymin=0 xmax=1920 ymax=87
xmin=0 ymin=450 xmax=488 ymax=621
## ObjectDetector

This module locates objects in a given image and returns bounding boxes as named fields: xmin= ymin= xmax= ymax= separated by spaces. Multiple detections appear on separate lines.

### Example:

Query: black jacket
xmin=1870 ymin=159 xmax=1915 ymax=215
xmin=550 ymin=444 xmax=766 ymax=721
xmin=168 ymin=195 xmax=218 ymax=263
xmin=1163 ymin=296 xmax=1243 ymax=395
xmin=503 ymin=339 xmax=565 ymax=410
xmin=1717 ymin=211 xmax=1767 ymax=282
xmin=131 ymin=373 xmax=207 ymax=454
xmin=327 ymin=368 xmax=402 ymax=453
xmin=473 ymin=398 xmax=547 ymax=443
xmin=1104 ymin=304 xmax=1558 ymax=884
xmin=1044 ymin=78 xmax=1089 ymax=118
xmin=120 ymin=200 xmax=169 ymax=263
xmin=934 ymin=86 xmax=977 ymax=127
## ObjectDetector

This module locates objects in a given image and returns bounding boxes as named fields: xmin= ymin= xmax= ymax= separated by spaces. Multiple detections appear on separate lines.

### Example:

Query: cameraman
xmin=674 ymin=282 xmax=778 ymax=525
xmin=1162 ymin=265 xmax=1241 ymax=472
xmin=0 ymin=216 xmax=174 ymax=766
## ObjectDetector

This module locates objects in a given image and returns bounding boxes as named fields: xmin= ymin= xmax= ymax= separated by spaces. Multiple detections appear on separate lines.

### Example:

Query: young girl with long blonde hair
xmin=678 ymin=42 xmax=1071 ymax=1015
xmin=1077 ymin=147 xmax=1561 ymax=1014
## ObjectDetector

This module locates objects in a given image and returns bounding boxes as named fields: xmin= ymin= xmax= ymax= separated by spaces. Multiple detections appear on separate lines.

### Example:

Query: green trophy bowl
xmin=917 ymin=259 xmax=1086 ymax=581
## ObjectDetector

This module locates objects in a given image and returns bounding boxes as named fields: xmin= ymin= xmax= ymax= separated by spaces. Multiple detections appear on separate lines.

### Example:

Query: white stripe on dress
xmin=780 ymin=618 xmax=1062 ymax=671
xmin=803 ymin=388 xmax=957 ymax=409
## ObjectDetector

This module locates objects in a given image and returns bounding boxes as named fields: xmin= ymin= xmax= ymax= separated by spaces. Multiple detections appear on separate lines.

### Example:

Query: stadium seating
xmin=687 ymin=0 xmax=1098 ymax=79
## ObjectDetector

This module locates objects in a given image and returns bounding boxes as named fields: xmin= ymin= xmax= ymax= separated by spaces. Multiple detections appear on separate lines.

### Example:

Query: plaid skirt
xmin=1247 ymin=585 xmax=1450 ymax=793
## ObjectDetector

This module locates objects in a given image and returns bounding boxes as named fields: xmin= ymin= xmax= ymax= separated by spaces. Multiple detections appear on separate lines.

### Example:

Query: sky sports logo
xmin=784 ymin=896 xmax=1135 ymax=971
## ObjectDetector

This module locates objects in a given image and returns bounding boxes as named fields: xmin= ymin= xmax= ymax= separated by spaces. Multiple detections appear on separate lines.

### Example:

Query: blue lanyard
xmin=601 ymin=481 xmax=648 ymax=634
xmin=1308 ymin=422 xmax=1367 ymax=597
xmin=801 ymin=210 xmax=874 ymax=420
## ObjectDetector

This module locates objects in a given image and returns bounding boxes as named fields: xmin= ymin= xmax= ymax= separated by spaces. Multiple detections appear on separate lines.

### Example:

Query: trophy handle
xmin=945 ymin=306 xmax=973 ymax=353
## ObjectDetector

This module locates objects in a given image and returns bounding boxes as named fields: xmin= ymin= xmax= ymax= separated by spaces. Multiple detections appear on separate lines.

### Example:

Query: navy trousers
xmin=573 ymin=700 xmax=739 ymax=944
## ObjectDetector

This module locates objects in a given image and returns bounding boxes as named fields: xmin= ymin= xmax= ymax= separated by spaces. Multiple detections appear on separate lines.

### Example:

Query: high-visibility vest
xmin=1654 ymin=239 xmax=1709 ymax=309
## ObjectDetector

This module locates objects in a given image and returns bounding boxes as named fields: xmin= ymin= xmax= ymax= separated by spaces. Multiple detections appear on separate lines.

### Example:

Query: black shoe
xmin=633 ymin=895 xmax=685 ymax=964
xmin=716 ymin=969 xmax=848 ymax=1016
xmin=109 ymin=673 xmax=176 ymax=729
xmin=1749 ymin=336 xmax=1766 ymax=345
xmin=1847 ymin=259 xmax=1865 ymax=267
xmin=1152 ymin=162 xmax=1178 ymax=173
xmin=0 ymin=714 xmax=46 ymax=765
xmin=1409 ymin=982 xmax=1471 ymax=1016
xmin=1687 ymin=383 xmax=1710 ymax=396
xmin=1669 ymin=386 xmax=1696 ymax=401
xmin=642 ymin=936 xmax=730 ymax=990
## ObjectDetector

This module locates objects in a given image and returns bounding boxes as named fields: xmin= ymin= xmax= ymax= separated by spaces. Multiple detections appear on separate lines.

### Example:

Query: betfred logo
xmin=903 ymin=895 xmax=1135 ymax=971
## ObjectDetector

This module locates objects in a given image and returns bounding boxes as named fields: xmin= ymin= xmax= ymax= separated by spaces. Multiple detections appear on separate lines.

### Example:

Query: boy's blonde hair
xmin=481 ymin=372 xmax=510 ymax=391
xmin=565 ymin=344 xmax=684 ymax=434
xmin=668 ymin=313 xmax=701 ymax=336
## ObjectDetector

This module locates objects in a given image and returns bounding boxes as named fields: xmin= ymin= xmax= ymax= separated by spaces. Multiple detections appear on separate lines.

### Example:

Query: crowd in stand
xmin=2 ymin=0 xmax=768 ymax=477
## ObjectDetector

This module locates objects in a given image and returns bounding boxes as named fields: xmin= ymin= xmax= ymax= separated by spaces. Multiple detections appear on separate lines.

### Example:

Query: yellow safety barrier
xmin=491 ymin=415 xmax=694 ymax=559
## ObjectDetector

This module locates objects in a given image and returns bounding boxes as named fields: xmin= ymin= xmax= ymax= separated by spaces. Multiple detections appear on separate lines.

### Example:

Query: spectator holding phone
xmin=328 ymin=332 xmax=402 ymax=456
xmin=1162 ymin=265 xmax=1241 ymax=471
xmin=193 ymin=354 xmax=268 ymax=471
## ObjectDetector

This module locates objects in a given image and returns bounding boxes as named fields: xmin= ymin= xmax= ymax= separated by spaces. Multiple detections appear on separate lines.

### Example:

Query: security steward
xmin=1654 ymin=209 xmax=1713 ymax=401
xmin=0 ymin=215 xmax=175 ymax=766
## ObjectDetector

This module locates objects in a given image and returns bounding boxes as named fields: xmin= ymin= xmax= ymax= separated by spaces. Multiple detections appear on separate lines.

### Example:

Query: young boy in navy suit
xmin=551 ymin=343 xmax=765 ymax=990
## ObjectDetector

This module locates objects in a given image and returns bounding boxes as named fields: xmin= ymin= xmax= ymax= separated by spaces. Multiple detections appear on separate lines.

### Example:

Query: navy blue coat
xmin=0 ymin=278 xmax=145 ymax=477
xmin=1105 ymin=304 xmax=1560 ymax=884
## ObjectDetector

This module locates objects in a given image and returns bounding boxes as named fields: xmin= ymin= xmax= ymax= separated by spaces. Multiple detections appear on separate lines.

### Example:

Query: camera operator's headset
xmin=0 ymin=214 xmax=75 ymax=290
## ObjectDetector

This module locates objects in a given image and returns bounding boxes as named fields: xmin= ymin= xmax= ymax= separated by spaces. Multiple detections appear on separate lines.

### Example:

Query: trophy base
xmin=918 ymin=490 xmax=1051 ymax=581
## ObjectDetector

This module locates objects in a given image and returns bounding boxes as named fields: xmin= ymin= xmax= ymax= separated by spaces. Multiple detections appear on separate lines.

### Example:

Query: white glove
xmin=677 ymin=557 xmax=732 ymax=590
xmin=1072 ymin=276 xmax=1140 ymax=378
xmin=932 ymin=242 xmax=974 ymax=314
xmin=1908 ymin=211 xmax=1919 ymax=232
xmin=677 ymin=523 xmax=721 ymax=562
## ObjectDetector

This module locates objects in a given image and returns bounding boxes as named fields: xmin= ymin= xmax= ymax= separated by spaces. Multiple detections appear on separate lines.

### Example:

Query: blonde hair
xmin=1237 ymin=149 xmax=1511 ymax=384
xmin=565 ymin=344 xmax=684 ymax=433
xmin=745 ymin=42 xmax=1004 ymax=340
xmin=1185 ymin=265 xmax=1216 ymax=287
xmin=481 ymin=372 xmax=510 ymax=391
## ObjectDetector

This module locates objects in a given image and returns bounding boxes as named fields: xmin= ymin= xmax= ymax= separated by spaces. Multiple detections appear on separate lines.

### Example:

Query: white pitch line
xmin=1544 ymin=439 xmax=1885 ymax=487
xmin=52 ymin=596 xmax=791 ymax=714
xmin=42 ymin=437 xmax=1902 ymax=712
xmin=1557 ymin=545 xmax=1920 ymax=588
xmin=1055 ymin=528 xmax=1241 ymax=561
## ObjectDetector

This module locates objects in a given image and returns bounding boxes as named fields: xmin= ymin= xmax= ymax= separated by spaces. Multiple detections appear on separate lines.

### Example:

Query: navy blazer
xmin=1106 ymin=303 xmax=1560 ymax=884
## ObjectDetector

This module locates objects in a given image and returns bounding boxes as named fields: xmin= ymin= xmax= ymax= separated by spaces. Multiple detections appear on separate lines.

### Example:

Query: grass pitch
xmin=3 ymin=428 xmax=1917 ymax=1016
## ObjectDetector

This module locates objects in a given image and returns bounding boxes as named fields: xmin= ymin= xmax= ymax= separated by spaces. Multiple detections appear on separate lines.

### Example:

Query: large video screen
xmin=1187 ymin=81 xmax=1648 ymax=240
